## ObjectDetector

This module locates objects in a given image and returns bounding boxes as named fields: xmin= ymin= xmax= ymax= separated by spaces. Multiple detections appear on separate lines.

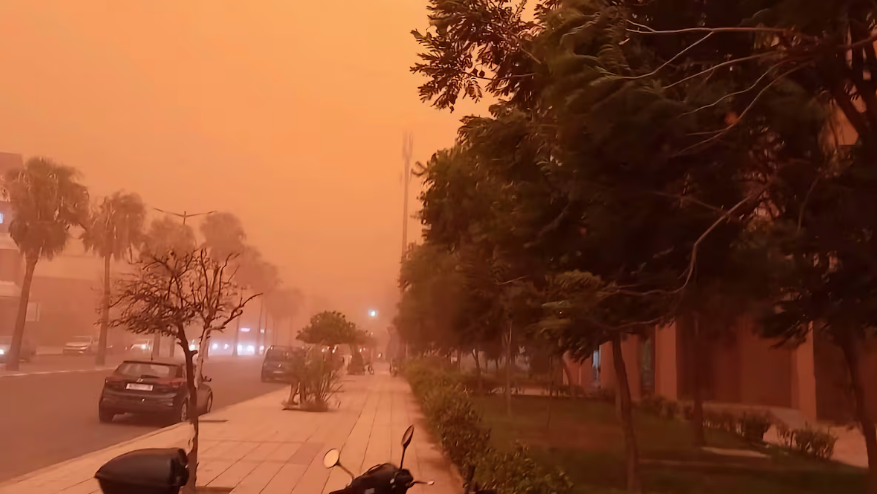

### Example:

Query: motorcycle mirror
xmin=399 ymin=425 xmax=415 ymax=469
xmin=323 ymin=449 xmax=341 ymax=469
xmin=402 ymin=425 xmax=414 ymax=448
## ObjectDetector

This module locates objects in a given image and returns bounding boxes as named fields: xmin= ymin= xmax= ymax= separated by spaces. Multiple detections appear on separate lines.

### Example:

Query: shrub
xmin=739 ymin=413 xmax=773 ymax=443
xmin=589 ymin=387 xmax=615 ymax=403
xmin=662 ymin=401 xmax=679 ymax=420
xmin=406 ymin=360 xmax=572 ymax=494
xmin=637 ymin=395 xmax=665 ymax=416
xmin=785 ymin=425 xmax=838 ymax=460
xmin=294 ymin=350 xmax=342 ymax=412
xmin=459 ymin=374 xmax=500 ymax=395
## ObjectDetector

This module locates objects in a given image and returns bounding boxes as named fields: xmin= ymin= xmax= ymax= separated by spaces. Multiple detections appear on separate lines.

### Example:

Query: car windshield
xmin=71 ymin=336 xmax=92 ymax=343
xmin=265 ymin=347 xmax=292 ymax=360
xmin=114 ymin=362 xmax=179 ymax=379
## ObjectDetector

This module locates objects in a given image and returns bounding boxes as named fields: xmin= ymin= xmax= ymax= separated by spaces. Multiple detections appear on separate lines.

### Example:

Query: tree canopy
xmin=297 ymin=311 xmax=367 ymax=348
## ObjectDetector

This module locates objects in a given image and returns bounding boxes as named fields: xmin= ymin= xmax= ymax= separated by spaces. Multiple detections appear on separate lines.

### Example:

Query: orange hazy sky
xmin=0 ymin=1 xmax=485 ymax=324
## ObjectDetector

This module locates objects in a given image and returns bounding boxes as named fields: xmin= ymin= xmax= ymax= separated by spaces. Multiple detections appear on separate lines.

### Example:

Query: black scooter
xmin=323 ymin=425 xmax=424 ymax=494
xmin=324 ymin=425 xmax=495 ymax=494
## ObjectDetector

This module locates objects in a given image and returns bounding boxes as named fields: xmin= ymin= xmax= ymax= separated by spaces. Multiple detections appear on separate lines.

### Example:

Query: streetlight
xmin=368 ymin=309 xmax=378 ymax=318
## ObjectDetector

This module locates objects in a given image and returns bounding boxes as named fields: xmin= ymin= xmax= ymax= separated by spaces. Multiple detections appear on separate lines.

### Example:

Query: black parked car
xmin=99 ymin=360 xmax=213 ymax=424
xmin=260 ymin=345 xmax=305 ymax=382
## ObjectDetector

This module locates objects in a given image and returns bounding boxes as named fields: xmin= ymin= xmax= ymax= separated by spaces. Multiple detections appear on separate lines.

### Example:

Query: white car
xmin=63 ymin=335 xmax=99 ymax=355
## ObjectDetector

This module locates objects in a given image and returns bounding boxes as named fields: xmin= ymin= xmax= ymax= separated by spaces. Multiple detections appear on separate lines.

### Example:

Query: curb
xmin=0 ymin=388 xmax=288 ymax=489
xmin=0 ymin=422 xmax=188 ymax=489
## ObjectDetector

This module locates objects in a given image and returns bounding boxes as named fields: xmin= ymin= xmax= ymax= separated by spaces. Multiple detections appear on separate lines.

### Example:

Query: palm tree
xmin=200 ymin=212 xmax=246 ymax=259
xmin=3 ymin=158 xmax=89 ymax=371
xmin=142 ymin=216 xmax=196 ymax=256
xmin=82 ymin=192 xmax=146 ymax=365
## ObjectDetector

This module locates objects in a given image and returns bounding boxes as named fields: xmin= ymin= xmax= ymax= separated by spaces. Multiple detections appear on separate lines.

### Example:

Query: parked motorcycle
xmin=324 ymin=425 xmax=496 ymax=494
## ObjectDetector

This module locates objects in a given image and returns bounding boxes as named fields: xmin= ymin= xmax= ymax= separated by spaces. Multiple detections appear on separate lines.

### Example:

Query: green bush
xmin=780 ymin=425 xmax=838 ymax=460
xmin=459 ymin=374 xmax=500 ymax=395
xmin=662 ymin=400 xmax=679 ymax=420
xmin=739 ymin=412 xmax=773 ymax=443
xmin=637 ymin=394 xmax=665 ymax=416
xmin=406 ymin=360 xmax=572 ymax=494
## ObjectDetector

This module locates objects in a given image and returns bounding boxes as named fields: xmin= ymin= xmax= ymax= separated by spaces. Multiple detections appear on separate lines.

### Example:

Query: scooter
xmin=324 ymin=425 xmax=496 ymax=494
xmin=323 ymin=425 xmax=424 ymax=494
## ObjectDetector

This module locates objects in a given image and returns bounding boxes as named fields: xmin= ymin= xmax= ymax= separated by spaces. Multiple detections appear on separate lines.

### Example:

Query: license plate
xmin=126 ymin=383 xmax=153 ymax=391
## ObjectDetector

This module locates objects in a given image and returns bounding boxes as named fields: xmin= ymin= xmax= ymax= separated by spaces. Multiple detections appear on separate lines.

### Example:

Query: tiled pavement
xmin=0 ymin=370 xmax=460 ymax=494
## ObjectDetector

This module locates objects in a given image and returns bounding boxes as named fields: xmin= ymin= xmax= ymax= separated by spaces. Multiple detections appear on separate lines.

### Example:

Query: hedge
xmin=406 ymin=361 xmax=573 ymax=494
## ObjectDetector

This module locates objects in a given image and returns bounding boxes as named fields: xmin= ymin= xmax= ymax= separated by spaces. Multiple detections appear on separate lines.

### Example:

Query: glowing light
xmin=247 ymin=345 xmax=255 ymax=354
xmin=368 ymin=309 xmax=378 ymax=318
xmin=212 ymin=343 xmax=219 ymax=350
xmin=237 ymin=345 xmax=243 ymax=353
xmin=223 ymin=344 xmax=229 ymax=350
xmin=240 ymin=327 xmax=251 ymax=333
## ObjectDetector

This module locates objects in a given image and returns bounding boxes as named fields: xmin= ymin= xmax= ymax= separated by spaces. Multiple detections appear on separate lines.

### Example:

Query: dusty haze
xmin=0 ymin=1 xmax=483 ymax=323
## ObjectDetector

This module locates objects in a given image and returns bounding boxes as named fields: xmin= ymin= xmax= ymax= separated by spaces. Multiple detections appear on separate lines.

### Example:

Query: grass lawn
xmin=472 ymin=394 xmax=866 ymax=494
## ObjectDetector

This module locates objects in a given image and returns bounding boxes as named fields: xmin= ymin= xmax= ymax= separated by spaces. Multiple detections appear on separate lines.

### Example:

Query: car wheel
xmin=177 ymin=400 xmax=189 ymax=423
xmin=99 ymin=408 xmax=115 ymax=423
xmin=204 ymin=394 xmax=214 ymax=414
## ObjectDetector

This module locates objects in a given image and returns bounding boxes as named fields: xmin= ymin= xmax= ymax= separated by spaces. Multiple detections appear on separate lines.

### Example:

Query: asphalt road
xmin=0 ymin=356 xmax=286 ymax=483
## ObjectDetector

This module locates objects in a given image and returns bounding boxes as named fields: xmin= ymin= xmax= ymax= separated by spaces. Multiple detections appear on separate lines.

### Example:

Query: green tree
xmin=110 ymin=249 xmax=256 ymax=492
xmin=3 ymin=158 xmax=89 ymax=371
xmin=297 ymin=310 xmax=364 ymax=348
xmin=81 ymin=192 xmax=146 ymax=365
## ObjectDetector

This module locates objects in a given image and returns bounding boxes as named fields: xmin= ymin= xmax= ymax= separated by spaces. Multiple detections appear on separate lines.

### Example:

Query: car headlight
xmin=0 ymin=349 xmax=4 ymax=355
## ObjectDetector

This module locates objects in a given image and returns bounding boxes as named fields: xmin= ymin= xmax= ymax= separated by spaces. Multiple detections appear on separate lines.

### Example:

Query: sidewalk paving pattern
xmin=0 ymin=372 xmax=460 ymax=494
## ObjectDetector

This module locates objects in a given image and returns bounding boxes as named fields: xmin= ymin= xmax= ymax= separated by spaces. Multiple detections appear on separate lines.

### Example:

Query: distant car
xmin=0 ymin=335 xmax=36 ymax=363
xmin=261 ymin=345 xmax=303 ymax=382
xmin=63 ymin=335 xmax=99 ymax=355
xmin=125 ymin=338 xmax=153 ymax=355
xmin=99 ymin=359 xmax=213 ymax=424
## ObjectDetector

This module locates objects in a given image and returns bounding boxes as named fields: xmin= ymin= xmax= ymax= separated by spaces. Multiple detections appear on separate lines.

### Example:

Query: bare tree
xmin=110 ymin=249 xmax=258 ymax=492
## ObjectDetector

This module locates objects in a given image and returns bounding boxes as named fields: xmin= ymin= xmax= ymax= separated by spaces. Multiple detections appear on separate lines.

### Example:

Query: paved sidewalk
xmin=0 ymin=371 xmax=459 ymax=494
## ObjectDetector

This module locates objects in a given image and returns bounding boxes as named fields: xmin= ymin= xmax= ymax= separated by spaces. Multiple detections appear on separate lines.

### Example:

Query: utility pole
xmin=401 ymin=132 xmax=413 ymax=360
xmin=152 ymin=207 xmax=216 ymax=358
xmin=153 ymin=208 xmax=216 ymax=226
xmin=401 ymin=132 xmax=413 ymax=257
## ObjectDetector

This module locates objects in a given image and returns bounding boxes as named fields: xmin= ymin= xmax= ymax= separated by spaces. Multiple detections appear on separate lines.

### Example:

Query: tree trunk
xmin=560 ymin=355 xmax=577 ymax=398
xmin=691 ymin=313 xmax=706 ymax=447
xmin=151 ymin=332 xmax=161 ymax=360
xmin=96 ymin=253 xmax=111 ymax=366
xmin=5 ymin=257 xmax=37 ymax=371
xmin=505 ymin=322 xmax=513 ymax=416
xmin=547 ymin=356 xmax=554 ymax=428
xmin=839 ymin=331 xmax=877 ymax=494
xmin=473 ymin=347 xmax=482 ymax=394
xmin=181 ymin=340 xmax=200 ymax=493
xmin=611 ymin=334 xmax=642 ymax=493
xmin=456 ymin=348 xmax=462 ymax=371
xmin=232 ymin=317 xmax=241 ymax=356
